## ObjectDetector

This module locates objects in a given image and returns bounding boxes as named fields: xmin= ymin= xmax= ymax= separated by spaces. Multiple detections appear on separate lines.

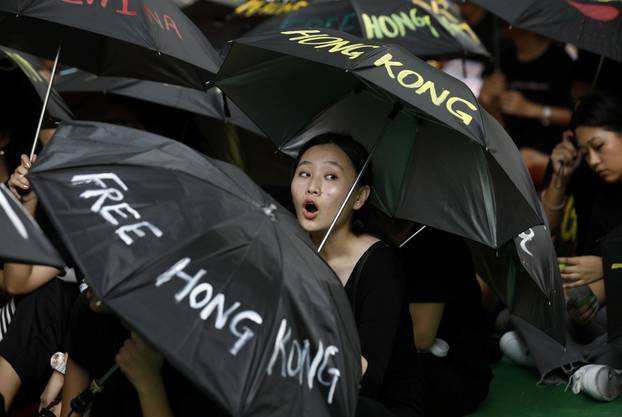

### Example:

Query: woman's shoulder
xmin=355 ymin=236 xmax=401 ymax=274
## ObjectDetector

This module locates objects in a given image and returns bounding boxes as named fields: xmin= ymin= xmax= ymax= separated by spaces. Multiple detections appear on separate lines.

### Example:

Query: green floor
xmin=468 ymin=359 xmax=622 ymax=417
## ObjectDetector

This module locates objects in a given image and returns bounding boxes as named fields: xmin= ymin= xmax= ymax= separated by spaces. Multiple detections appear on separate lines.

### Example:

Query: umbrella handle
xmin=317 ymin=102 xmax=402 ymax=253
xmin=28 ymin=44 xmax=62 ymax=161
xmin=69 ymin=364 xmax=119 ymax=415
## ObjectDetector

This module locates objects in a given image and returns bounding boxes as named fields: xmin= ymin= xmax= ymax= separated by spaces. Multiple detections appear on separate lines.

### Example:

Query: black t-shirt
xmin=499 ymin=43 xmax=574 ymax=154
xmin=344 ymin=241 xmax=422 ymax=417
xmin=544 ymin=162 xmax=622 ymax=256
xmin=66 ymin=295 xmax=226 ymax=417
xmin=403 ymin=228 xmax=492 ymax=381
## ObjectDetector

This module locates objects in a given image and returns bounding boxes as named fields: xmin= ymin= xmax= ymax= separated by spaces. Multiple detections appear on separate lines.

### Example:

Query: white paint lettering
xmin=115 ymin=221 xmax=163 ymax=245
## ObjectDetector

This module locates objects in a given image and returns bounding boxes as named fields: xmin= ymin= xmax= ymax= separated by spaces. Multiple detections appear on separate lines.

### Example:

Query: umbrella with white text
xmin=467 ymin=224 xmax=567 ymax=345
xmin=0 ymin=184 xmax=64 ymax=268
xmin=27 ymin=121 xmax=360 ymax=417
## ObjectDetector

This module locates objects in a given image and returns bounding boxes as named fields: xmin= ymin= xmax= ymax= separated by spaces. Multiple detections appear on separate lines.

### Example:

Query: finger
xmin=32 ymin=154 xmax=37 ymax=163
xmin=560 ymin=257 xmax=579 ymax=266
xmin=20 ymin=154 xmax=31 ymax=168
xmin=11 ymin=176 xmax=31 ymax=190
xmin=131 ymin=332 xmax=146 ymax=347
xmin=563 ymin=280 xmax=586 ymax=289
xmin=15 ymin=166 xmax=28 ymax=176
xmin=561 ymin=272 xmax=581 ymax=280
xmin=557 ymin=146 xmax=576 ymax=160
xmin=561 ymin=265 xmax=579 ymax=274
xmin=13 ymin=176 xmax=31 ymax=189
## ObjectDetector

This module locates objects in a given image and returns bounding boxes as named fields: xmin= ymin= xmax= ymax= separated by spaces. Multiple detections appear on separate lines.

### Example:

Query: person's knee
xmin=0 ymin=355 xmax=21 ymax=411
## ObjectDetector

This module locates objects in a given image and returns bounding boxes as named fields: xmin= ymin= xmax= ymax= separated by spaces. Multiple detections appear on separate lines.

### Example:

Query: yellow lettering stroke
xmin=612 ymin=263 xmax=622 ymax=270
xmin=5 ymin=52 xmax=43 ymax=83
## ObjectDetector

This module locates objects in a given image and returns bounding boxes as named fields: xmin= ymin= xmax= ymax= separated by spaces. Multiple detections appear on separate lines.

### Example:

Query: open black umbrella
xmin=0 ymin=46 xmax=73 ymax=122
xmin=55 ymin=68 xmax=262 ymax=135
xmin=248 ymin=0 xmax=489 ymax=59
xmin=0 ymin=0 xmax=222 ymax=89
xmin=206 ymin=0 xmax=332 ymax=19
xmin=467 ymin=224 xmax=567 ymax=345
xmin=470 ymin=0 xmax=622 ymax=63
xmin=217 ymin=29 xmax=543 ymax=249
xmin=28 ymin=120 xmax=360 ymax=417
xmin=0 ymin=184 xmax=64 ymax=268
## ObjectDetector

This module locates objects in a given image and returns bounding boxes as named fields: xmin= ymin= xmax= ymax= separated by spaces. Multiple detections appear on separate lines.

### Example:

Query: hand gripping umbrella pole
xmin=68 ymin=364 xmax=119 ymax=417
xmin=29 ymin=44 xmax=62 ymax=161
xmin=317 ymin=102 xmax=401 ymax=253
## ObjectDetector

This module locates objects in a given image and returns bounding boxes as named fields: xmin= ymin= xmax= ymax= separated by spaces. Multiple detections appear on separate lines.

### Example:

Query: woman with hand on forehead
xmin=532 ymin=91 xmax=622 ymax=401
xmin=290 ymin=134 xmax=423 ymax=417
xmin=541 ymin=92 xmax=622 ymax=319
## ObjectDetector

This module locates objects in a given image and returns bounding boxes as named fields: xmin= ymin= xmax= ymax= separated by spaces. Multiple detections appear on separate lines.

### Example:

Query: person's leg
xmin=420 ymin=354 xmax=490 ymax=417
xmin=356 ymin=396 xmax=401 ymax=417
xmin=0 ymin=355 xmax=20 ymax=412
xmin=0 ymin=280 xmax=77 ymax=409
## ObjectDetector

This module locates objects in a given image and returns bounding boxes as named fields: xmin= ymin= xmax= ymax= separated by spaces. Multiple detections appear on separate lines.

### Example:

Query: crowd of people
xmin=1 ymin=2 xmax=622 ymax=417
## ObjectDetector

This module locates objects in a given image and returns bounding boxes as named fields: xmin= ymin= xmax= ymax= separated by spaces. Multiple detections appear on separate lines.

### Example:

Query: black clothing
xmin=403 ymin=228 xmax=492 ymax=416
xmin=544 ymin=162 xmax=622 ymax=256
xmin=573 ymin=51 xmax=622 ymax=95
xmin=345 ymin=242 xmax=423 ymax=417
xmin=0 ymin=279 xmax=77 ymax=397
xmin=66 ymin=295 xmax=226 ymax=417
xmin=418 ymin=354 xmax=489 ymax=417
xmin=499 ymin=43 xmax=574 ymax=154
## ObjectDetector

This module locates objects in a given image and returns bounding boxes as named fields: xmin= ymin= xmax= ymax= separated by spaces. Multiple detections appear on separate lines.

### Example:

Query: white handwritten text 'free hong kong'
xmin=281 ymin=30 xmax=478 ymax=126
xmin=71 ymin=173 xmax=163 ymax=246
xmin=155 ymin=257 xmax=342 ymax=404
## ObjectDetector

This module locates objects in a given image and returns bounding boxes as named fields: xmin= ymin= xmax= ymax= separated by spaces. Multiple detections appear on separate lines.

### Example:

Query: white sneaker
xmin=499 ymin=331 xmax=536 ymax=367
xmin=569 ymin=364 xmax=622 ymax=401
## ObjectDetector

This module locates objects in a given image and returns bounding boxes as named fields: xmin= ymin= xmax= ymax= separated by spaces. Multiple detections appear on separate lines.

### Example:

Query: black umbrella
xmin=28 ymin=120 xmax=360 ymax=417
xmin=602 ymin=223 xmax=622 ymax=342
xmin=248 ymin=0 xmax=489 ymax=59
xmin=0 ymin=0 xmax=222 ymax=89
xmin=0 ymin=184 xmax=64 ymax=268
xmin=206 ymin=0 xmax=332 ymax=19
xmin=0 ymin=46 xmax=73 ymax=122
xmin=470 ymin=0 xmax=622 ymax=63
xmin=54 ymin=68 xmax=262 ymax=136
xmin=216 ymin=29 xmax=543 ymax=249
xmin=467 ymin=224 xmax=567 ymax=345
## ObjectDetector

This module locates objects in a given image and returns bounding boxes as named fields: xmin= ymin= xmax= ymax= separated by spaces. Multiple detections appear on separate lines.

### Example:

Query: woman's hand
xmin=499 ymin=90 xmax=536 ymax=118
xmin=558 ymin=256 xmax=604 ymax=288
xmin=115 ymin=332 xmax=164 ymax=395
xmin=39 ymin=370 xmax=64 ymax=416
xmin=550 ymin=132 xmax=582 ymax=178
xmin=8 ymin=154 xmax=38 ymax=215
xmin=567 ymin=298 xmax=599 ymax=326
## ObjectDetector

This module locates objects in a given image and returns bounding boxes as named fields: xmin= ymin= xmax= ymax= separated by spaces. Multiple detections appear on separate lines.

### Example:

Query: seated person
xmin=403 ymin=227 xmax=492 ymax=417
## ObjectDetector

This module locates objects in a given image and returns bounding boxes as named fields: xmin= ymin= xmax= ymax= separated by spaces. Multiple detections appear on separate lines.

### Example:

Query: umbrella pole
xmin=317 ymin=103 xmax=401 ymax=253
xmin=28 ymin=44 xmax=62 ymax=161
xmin=399 ymin=225 xmax=427 ymax=249
xmin=70 ymin=364 xmax=119 ymax=415
xmin=591 ymin=55 xmax=605 ymax=92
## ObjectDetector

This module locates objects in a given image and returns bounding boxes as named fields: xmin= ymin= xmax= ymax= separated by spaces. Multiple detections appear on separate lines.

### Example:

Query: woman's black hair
xmin=293 ymin=133 xmax=373 ymax=235
xmin=570 ymin=91 xmax=622 ymax=134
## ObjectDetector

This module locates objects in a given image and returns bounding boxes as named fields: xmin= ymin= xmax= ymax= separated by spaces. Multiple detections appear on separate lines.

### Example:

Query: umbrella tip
xmin=261 ymin=203 xmax=277 ymax=220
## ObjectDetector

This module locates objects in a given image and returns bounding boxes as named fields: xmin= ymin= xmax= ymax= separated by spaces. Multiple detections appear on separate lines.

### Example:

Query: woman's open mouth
xmin=303 ymin=200 xmax=319 ymax=220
